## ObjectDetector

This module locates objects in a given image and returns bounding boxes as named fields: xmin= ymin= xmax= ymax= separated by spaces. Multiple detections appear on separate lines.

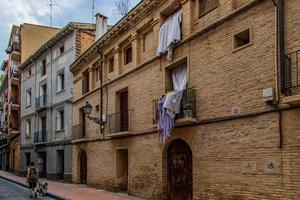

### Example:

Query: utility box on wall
xmin=263 ymin=88 xmax=274 ymax=102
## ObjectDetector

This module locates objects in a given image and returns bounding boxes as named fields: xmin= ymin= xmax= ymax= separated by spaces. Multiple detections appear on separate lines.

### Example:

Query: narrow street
xmin=0 ymin=178 xmax=54 ymax=200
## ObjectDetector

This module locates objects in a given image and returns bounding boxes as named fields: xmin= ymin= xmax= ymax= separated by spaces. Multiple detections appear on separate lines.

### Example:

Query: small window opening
xmin=199 ymin=0 xmax=218 ymax=17
xmin=109 ymin=57 xmax=114 ymax=73
xmin=124 ymin=45 xmax=132 ymax=65
xmin=234 ymin=29 xmax=251 ymax=49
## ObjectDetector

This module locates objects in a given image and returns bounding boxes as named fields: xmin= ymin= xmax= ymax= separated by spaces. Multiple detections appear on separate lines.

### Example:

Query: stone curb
xmin=0 ymin=175 xmax=70 ymax=200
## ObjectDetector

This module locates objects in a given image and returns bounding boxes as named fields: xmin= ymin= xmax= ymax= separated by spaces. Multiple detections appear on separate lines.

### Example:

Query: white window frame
xmin=26 ymin=88 xmax=32 ymax=106
xmin=25 ymin=119 xmax=31 ymax=136
xmin=56 ymin=108 xmax=65 ymax=131
xmin=57 ymin=70 xmax=65 ymax=92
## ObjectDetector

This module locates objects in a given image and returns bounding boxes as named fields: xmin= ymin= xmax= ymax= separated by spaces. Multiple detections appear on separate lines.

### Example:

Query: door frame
xmin=166 ymin=139 xmax=193 ymax=200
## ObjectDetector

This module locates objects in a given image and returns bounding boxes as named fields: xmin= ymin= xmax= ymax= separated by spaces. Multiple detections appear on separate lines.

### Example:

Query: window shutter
xmin=152 ymin=99 xmax=158 ymax=124
xmin=56 ymin=111 xmax=61 ymax=130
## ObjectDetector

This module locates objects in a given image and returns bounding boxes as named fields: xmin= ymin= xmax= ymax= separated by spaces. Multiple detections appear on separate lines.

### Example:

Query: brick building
xmin=70 ymin=0 xmax=300 ymax=199
xmin=18 ymin=22 xmax=95 ymax=181
xmin=0 ymin=24 xmax=59 ymax=174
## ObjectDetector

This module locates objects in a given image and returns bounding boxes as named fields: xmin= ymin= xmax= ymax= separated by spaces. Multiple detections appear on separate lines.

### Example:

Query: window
xmin=95 ymin=105 xmax=100 ymax=112
xmin=25 ymin=119 xmax=31 ymax=136
xmin=109 ymin=57 xmax=114 ymax=73
xmin=60 ymin=45 xmax=65 ymax=55
xmin=26 ymin=89 xmax=31 ymax=106
xmin=57 ymin=70 xmax=65 ymax=92
xmin=82 ymin=70 xmax=89 ymax=95
xmin=199 ymin=0 xmax=218 ymax=17
xmin=56 ymin=109 xmax=64 ymax=130
xmin=124 ymin=45 xmax=132 ymax=65
xmin=143 ymin=30 xmax=154 ymax=52
xmin=234 ymin=29 xmax=251 ymax=49
xmin=41 ymin=59 xmax=46 ymax=76
xmin=28 ymin=68 xmax=31 ymax=77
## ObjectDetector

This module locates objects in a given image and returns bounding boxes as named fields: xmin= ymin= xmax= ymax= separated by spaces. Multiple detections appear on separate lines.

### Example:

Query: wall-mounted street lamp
xmin=83 ymin=101 xmax=105 ymax=134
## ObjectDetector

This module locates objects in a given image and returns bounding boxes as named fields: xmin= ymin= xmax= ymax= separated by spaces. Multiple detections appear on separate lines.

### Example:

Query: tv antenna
xmin=92 ymin=0 xmax=95 ymax=24
xmin=44 ymin=0 xmax=58 ymax=27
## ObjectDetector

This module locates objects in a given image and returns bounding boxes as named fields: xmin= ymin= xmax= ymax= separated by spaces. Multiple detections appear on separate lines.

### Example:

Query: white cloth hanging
xmin=157 ymin=10 xmax=182 ymax=60
xmin=163 ymin=65 xmax=187 ymax=117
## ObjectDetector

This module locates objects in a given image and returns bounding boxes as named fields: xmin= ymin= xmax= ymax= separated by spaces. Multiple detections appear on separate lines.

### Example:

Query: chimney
xmin=95 ymin=13 xmax=108 ymax=41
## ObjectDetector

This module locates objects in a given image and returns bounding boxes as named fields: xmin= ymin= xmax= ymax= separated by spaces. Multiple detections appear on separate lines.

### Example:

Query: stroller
xmin=37 ymin=181 xmax=48 ymax=196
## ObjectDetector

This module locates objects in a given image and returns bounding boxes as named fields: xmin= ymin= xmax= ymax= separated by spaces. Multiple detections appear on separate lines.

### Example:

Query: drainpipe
xmin=278 ymin=0 xmax=285 ymax=95
xmin=97 ymin=49 xmax=104 ymax=137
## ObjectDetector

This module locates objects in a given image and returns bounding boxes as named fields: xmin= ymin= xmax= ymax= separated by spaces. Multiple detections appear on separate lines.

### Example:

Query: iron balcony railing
xmin=285 ymin=50 xmax=300 ymax=95
xmin=72 ymin=124 xmax=85 ymax=140
xmin=35 ymin=95 xmax=47 ymax=109
xmin=34 ymin=131 xmax=47 ymax=143
xmin=105 ymin=110 xmax=133 ymax=134
xmin=177 ymin=88 xmax=197 ymax=119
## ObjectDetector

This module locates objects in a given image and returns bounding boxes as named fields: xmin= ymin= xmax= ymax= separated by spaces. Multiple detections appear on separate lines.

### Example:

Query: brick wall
xmin=71 ymin=0 xmax=300 ymax=199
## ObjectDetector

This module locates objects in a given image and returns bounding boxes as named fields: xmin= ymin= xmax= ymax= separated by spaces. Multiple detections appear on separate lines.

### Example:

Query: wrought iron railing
xmin=105 ymin=110 xmax=133 ymax=134
xmin=285 ymin=50 xmax=300 ymax=95
xmin=34 ymin=131 xmax=47 ymax=143
xmin=177 ymin=88 xmax=197 ymax=119
xmin=72 ymin=124 xmax=85 ymax=140
xmin=35 ymin=95 xmax=47 ymax=109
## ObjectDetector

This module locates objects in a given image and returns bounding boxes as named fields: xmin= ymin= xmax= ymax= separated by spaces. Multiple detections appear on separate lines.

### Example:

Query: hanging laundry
xmin=157 ymin=65 xmax=188 ymax=143
xmin=157 ymin=10 xmax=182 ymax=60
xmin=157 ymin=96 xmax=175 ymax=144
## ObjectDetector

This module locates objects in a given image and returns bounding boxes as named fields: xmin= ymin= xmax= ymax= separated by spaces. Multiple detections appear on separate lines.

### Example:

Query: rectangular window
xmin=25 ymin=119 xmax=31 ymax=136
xmin=109 ymin=57 xmax=114 ymax=73
xmin=41 ymin=59 xmax=46 ymax=76
xmin=143 ymin=30 xmax=154 ymax=52
xmin=124 ymin=45 xmax=132 ymax=65
xmin=234 ymin=29 xmax=251 ymax=49
xmin=60 ymin=45 xmax=65 ymax=55
xmin=82 ymin=70 xmax=89 ymax=95
xmin=26 ymin=89 xmax=31 ymax=106
xmin=56 ymin=109 xmax=65 ymax=130
xmin=199 ymin=0 xmax=218 ymax=17
xmin=57 ymin=71 xmax=65 ymax=92
xmin=28 ymin=68 xmax=31 ymax=77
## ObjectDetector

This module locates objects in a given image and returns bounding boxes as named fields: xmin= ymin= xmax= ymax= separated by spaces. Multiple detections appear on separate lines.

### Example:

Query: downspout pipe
xmin=97 ymin=49 xmax=104 ymax=137
xmin=278 ymin=0 xmax=286 ymax=95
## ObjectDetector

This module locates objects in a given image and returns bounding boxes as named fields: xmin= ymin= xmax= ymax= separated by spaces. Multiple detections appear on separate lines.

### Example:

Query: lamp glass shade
xmin=83 ymin=101 xmax=92 ymax=115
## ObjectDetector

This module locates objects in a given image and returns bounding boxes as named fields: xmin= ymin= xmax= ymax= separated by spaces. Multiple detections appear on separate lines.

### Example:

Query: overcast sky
xmin=0 ymin=0 xmax=141 ymax=62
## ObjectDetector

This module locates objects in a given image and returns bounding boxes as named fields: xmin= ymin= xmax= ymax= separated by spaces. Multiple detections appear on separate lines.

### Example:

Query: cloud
xmin=0 ymin=0 xmax=141 ymax=62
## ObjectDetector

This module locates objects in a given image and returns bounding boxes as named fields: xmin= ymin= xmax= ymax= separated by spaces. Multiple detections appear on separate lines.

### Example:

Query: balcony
xmin=175 ymin=88 xmax=197 ymax=126
xmin=9 ymin=96 xmax=20 ymax=111
xmin=34 ymin=131 xmax=47 ymax=144
xmin=72 ymin=124 xmax=85 ymax=140
xmin=35 ymin=95 xmax=47 ymax=111
xmin=11 ymin=72 xmax=20 ymax=86
xmin=105 ymin=110 xmax=134 ymax=138
xmin=283 ymin=50 xmax=300 ymax=105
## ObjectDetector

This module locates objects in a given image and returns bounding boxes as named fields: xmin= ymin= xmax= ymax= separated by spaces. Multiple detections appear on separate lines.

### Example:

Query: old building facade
xmin=70 ymin=0 xmax=300 ymax=199
xmin=0 ymin=24 xmax=59 ymax=174
xmin=18 ymin=23 xmax=95 ymax=181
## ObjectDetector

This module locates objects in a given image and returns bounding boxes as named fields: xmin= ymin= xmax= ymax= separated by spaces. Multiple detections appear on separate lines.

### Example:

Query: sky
xmin=0 ymin=0 xmax=141 ymax=63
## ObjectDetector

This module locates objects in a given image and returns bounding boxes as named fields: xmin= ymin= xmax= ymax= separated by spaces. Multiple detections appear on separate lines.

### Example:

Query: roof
xmin=69 ymin=0 xmax=163 ymax=74
xmin=19 ymin=22 xmax=95 ymax=70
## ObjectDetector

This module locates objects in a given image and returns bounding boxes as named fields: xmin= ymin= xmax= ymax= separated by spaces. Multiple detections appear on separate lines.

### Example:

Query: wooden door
xmin=120 ymin=91 xmax=128 ymax=132
xmin=80 ymin=151 xmax=87 ymax=184
xmin=167 ymin=139 xmax=193 ymax=200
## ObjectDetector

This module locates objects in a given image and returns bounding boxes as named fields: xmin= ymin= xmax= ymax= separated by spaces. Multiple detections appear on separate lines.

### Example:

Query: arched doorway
xmin=79 ymin=150 xmax=87 ymax=184
xmin=167 ymin=139 xmax=192 ymax=200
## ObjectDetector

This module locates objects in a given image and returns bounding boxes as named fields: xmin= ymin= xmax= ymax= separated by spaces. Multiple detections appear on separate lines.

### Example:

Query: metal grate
xmin=285 ymin=50 xmax=300 ymax=95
